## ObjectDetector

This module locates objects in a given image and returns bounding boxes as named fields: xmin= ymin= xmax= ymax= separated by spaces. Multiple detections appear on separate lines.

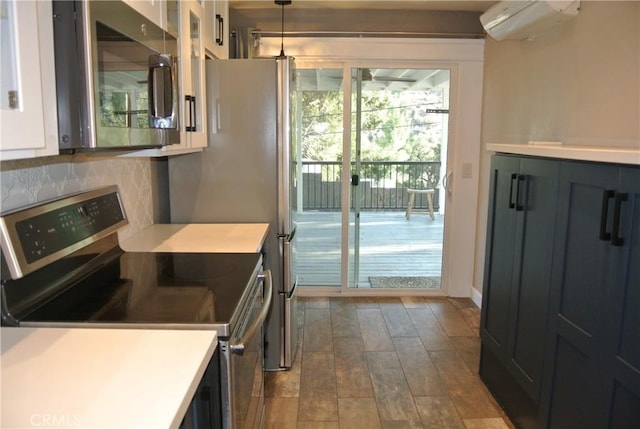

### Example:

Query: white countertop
xmin=120 ymin=223 xmax=269 ymax=253
xmin=487 ymin=143 xmax=640 ymax=165
xmin=1 ymin=327 xmax=217 ymax=429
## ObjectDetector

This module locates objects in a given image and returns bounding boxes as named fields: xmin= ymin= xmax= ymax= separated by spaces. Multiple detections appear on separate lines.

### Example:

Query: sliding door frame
xmin=262 ymin=38 xmax=484 ymax=299
xmin=341 ymin=60 xmax=455 ymax=297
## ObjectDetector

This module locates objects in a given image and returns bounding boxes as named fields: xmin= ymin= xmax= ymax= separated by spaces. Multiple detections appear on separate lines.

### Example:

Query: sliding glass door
xmin=292 ymin=67 xmax=344 ymax=286
xmin=348 ymin=67 xmax=450 ymax=291
xmin=293 ymin=64 xmax=450 ymax=293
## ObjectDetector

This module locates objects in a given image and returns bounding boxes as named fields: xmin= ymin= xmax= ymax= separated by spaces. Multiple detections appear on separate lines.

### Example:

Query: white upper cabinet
xmin=123 ymin=0 xmax=166 ymax=30
xmin=204 ymin=0 xmax=229 ymax=59
xmin=0 ymin=0 xmax=213 ymax=160
xmin=0 ymin=0 xmax=58 ymax=160
xmin=178 ymin=0 xmax=207 ymax=149
xmin=128 ymin=0 xmax=207 ymax=156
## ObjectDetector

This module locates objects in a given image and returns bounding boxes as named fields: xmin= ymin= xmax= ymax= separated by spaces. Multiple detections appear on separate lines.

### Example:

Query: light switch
xmin=462 ymin=163 xmax=473 ymax=179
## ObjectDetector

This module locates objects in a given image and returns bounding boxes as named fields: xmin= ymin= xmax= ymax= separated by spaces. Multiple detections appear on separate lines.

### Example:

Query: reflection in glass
xmin=95 ymin=22 xmax=150 ymax=130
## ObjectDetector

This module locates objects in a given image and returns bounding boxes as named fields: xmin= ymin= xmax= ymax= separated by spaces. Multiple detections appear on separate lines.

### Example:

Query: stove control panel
xmin=0 ymin=185 xmax=128 ymax=279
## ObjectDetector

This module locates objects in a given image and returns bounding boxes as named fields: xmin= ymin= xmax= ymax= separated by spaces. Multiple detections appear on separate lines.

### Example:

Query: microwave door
xmin=54 ymin=0 xmax=180 ymax=151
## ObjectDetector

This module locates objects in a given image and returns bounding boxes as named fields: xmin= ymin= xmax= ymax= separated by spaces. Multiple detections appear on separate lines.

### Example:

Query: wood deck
xmin=293 ymin=210 xmax=444 ymax=288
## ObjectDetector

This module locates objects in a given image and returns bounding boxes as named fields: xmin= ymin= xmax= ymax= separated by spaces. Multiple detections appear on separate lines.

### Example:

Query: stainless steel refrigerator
xmin=168 ymin=57 xmax=299 ymax=371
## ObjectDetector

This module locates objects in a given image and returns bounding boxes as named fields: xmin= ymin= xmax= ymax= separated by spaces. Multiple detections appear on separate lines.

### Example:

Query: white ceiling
xmin=232 ymin=0 xmax=493 ymax=90
xmin=230 ymin=0 xmax=497 ymax=13
xmin=297 ymin=67 xmax=451 ymax=92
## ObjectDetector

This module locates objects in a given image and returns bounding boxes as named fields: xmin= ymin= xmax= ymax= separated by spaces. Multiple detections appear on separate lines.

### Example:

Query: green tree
xmin=300 ymin=85 xmax=446 ymax=163
xmin=300 ymin=90 xmax=343 ymax=161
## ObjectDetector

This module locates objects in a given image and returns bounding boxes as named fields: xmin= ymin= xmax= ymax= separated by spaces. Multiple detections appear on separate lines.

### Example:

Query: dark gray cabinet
xmin=544 ymin=162 xmax=640 ymax=429
xmin=480 ymin=154 xmax=559 ymax=428
xmin=481 ymin=155 xmax=640 ymax=429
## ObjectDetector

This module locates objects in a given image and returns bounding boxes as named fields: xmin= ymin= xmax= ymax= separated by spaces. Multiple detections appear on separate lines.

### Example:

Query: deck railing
xmin=297 ymin=161 xmax=441 ymax=211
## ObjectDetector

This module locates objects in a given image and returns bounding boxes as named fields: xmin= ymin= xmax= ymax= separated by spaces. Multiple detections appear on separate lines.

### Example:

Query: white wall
xmin=473 ymin=1 xmax=640 ymax=299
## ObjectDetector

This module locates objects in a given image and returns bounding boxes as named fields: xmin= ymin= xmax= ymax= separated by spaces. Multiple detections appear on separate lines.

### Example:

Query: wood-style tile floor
xmin=264 ymin=296 xmax=515 ymax=429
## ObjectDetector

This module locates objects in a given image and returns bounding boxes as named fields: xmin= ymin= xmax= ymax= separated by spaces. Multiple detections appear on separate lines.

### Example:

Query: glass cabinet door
xmin=1 ymin=0 xmax=18 ymax=113
xmin=178 ymin=0 xmax=207 ymax=149
xmin=0 ymin=0 xmax=58 ymax=158
xmin=203 ymin=0 xmax=228 ymax=59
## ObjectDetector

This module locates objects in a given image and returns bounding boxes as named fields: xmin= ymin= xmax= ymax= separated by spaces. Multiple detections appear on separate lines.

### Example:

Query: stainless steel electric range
xmin=0 ymin=185 xmax=270 ymax=429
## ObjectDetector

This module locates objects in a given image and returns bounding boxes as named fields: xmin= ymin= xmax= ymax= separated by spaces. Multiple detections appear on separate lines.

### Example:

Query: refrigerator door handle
xmin=287 ymin=226 xmax=297 ymax=242
xmin=281 ymin=228 xmax=297 ymax=295
xmin=278 ymin=226 xmax=296 ymax=242
xmin=279 ymin=273 xmax=299 ymax=299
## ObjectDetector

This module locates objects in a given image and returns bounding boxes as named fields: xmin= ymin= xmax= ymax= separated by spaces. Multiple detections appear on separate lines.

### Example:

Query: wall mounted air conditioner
xmin=480 ymin=0 xmax=581 ymax=41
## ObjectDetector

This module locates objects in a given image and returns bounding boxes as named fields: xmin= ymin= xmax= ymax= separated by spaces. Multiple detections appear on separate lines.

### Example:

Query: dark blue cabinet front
xmin=481 ymin=155 xmax=640 ymax=429
xmin=480 ymin=154 xmax=559 ymax=429
xmin=607 ymin=167 xmax=640 ymax=428
xmin=544 ymin=161 xmax=640 ymax=429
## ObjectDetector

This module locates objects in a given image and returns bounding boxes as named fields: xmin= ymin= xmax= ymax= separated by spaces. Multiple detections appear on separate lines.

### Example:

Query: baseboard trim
xmin=471 ymin=287 xmax=482 ymax=308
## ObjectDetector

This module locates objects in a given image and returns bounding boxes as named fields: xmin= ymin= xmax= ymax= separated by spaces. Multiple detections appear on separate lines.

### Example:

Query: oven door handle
xmin=230 ymin=270 xmax=273 ymax=356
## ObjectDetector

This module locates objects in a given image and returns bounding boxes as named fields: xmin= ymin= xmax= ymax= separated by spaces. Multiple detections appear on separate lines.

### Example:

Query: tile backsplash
xmin=0 ymin=155 xmax=154 ymax=240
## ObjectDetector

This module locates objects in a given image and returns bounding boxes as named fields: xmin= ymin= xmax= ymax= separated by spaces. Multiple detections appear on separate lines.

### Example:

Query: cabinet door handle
xmin=191 ymin=95 xmax=197 ymax=132
xmin=216 ymin=14 xmax=224 ymax=46
xmin=185 ymin=95 xmax=197 ymax=132
xmin=215 ymin=14 xmax=220 ymax=44
xmin=515 ymin=174 xmax=526 ymax=212
xmin=185 ymin=95 xmax=193 ymax=132
xmin=509 ymin=173 xmax=518 ymax=209
xmin=599 ymin=190 xmax=615 ymax=241
xmin=611 ymin=192 xmax=628 ymax=246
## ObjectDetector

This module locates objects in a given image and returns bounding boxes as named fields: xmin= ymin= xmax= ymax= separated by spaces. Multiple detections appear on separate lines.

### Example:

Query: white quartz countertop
xmin=120 ymin=223 xmax=269 ymax=253
xmin=487 ymin=143 xmax=640 ymax=165
xmin=1 ymin=327 xmax=217 ymax=429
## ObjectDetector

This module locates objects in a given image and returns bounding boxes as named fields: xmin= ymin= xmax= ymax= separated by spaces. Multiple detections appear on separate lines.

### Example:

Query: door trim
xmin=274 ymin=38 xmax=484 ymax=298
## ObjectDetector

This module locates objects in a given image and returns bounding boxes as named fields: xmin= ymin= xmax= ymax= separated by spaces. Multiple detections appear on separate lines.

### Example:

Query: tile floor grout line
xmin=265 ymin=297 xmax=513 ymax=429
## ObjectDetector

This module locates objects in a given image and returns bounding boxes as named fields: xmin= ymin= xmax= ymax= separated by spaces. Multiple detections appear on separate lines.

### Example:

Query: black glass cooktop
xmin=15 ymin=251 xmax=262 ymax=333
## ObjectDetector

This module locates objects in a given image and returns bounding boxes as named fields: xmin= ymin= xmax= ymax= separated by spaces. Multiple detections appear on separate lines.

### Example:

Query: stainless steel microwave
xmin=53 ymin=1 xmax=180 ymax=152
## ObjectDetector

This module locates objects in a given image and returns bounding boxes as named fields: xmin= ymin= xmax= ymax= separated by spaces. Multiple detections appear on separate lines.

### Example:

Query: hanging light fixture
xmin=274 ymin=0 xmax=291 ymax=57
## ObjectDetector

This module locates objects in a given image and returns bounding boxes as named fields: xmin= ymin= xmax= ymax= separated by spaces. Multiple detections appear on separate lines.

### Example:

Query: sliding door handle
xmin=443 ymin=170 xmax=453 ymax=195
xmin=611 ymin=192 xmax=628 ymax=246
xmin=599 ymin=190 xmax=615 ymax=241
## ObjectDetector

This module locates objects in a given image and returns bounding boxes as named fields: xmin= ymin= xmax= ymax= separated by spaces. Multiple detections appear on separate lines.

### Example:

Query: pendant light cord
xmin=275 ymin=0 xmax=291 ymax=57
xmin=279 ymin=3 xmax=285 ymax=57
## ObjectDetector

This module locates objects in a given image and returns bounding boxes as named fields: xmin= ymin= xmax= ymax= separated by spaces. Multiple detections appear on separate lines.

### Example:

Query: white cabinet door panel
xmin=0 ymin=0 xmax=58 ymax=159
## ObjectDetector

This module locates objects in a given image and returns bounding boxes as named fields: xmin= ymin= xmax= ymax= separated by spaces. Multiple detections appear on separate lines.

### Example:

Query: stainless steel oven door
xmin=221 ymin=270 xmax=272 ymax=429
